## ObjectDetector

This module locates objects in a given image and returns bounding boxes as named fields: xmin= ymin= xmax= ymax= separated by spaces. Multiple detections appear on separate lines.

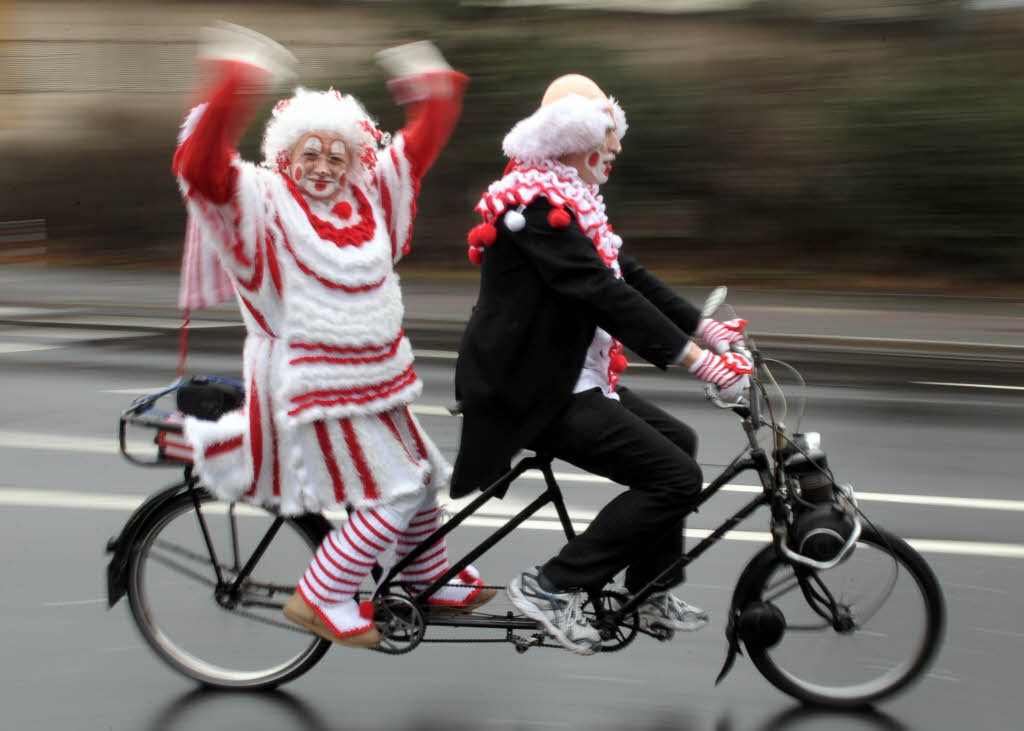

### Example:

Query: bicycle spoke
xmin=148 ymin=545 xmax=218 ymax=588
xmin=745 ymin=526 xmax=944 ymax=707
xmin=128 ymin=495 xmax=329 ymax=689
xmin=763 ymin=570 xmax=801 ymax=603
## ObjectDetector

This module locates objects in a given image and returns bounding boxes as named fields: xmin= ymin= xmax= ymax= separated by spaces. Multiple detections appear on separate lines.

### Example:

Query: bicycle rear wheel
xmin=126 ymin=491 xmax=330 ymax=689
xmin=745 ymin=524 xmax=945 ymax=708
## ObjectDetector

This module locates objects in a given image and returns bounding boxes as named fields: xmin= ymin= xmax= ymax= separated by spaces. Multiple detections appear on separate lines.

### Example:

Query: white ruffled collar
xmin=475 ymin=159 xmax=622 ymax=267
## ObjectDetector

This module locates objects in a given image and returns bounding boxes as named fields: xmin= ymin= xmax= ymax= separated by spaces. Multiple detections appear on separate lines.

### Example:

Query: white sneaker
xmin=637 ymin=591 xmax=709 ymax=632
xmin=506 ymin=567 xmax=602 ymax=655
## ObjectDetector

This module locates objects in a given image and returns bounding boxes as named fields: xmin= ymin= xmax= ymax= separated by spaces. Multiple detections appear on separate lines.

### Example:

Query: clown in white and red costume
xmin=173 ymin=24 xmax=493 ymax=647
xmin=452 ymin=74 xmax=752 ymax=654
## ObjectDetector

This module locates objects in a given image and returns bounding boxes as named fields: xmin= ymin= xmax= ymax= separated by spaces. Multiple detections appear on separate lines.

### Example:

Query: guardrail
xmin=0 ymin=219 xmax=47 ymax=261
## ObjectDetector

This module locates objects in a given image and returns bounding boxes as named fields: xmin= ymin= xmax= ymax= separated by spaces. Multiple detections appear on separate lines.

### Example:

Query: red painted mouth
xmin=314 ymin=181 xmax=328 ymax=191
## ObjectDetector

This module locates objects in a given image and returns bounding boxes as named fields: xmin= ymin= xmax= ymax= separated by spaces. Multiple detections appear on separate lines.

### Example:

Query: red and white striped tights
xmin=296 ymin=490 xmax=484 ymax=637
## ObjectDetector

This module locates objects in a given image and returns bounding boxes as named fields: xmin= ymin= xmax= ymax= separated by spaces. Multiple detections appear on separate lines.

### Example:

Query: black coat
xmin=450 ymin=197 xmax=703 ymax=498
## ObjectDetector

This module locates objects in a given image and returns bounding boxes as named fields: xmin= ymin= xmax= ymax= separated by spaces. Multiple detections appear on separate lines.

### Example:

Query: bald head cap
xmin=541 ymin=74 xmax=608 ymax=106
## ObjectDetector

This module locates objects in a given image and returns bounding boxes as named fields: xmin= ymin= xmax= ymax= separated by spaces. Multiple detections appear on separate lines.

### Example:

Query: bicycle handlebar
xmin=702 ymin=342 xmax=760 ymax=426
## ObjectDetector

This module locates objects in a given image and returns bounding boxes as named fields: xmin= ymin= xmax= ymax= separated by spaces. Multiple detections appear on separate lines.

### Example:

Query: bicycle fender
xmin=716 ymin=542 xmax=779 ymax=685
xmin=104 ymin=484 xmax=334 ymax=610
xmin=104 ymin=480 xmax=203 ymax=609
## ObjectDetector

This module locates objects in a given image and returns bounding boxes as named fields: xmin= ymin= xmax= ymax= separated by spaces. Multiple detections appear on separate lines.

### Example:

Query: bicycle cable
xmin=763 ymin=357 xmax=806 ymax=433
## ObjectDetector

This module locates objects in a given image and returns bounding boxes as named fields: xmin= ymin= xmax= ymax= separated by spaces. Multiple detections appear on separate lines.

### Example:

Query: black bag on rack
xmin=175 ymin=375 xmax=245 ymax=421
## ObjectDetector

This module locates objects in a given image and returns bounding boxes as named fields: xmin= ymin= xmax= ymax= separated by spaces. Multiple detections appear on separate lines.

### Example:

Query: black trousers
xmin=528 ymin=386 xmax=702 ymax=594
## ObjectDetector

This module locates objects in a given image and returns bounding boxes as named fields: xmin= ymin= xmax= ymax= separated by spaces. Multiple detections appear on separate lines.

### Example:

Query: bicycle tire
xmin=744 ymin=523 xmax=945 ymax=708
xmin=126 ymin=491 xmax=330 ymax=689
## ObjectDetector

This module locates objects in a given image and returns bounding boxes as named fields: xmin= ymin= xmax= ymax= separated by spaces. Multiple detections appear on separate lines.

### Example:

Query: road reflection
xmin=144 ymin=686 xmax=911 ymax=731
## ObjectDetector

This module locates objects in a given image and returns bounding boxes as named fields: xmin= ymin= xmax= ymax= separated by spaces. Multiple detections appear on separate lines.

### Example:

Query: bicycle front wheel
xmin=126 ymin=491 xmax=330 ymax=689
xmin=744 ymin=523 xmax=945 ymax=708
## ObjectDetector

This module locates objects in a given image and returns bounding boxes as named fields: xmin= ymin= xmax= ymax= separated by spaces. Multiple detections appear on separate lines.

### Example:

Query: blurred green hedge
xmin=7 ymin=2 xmax=1022 ymax=288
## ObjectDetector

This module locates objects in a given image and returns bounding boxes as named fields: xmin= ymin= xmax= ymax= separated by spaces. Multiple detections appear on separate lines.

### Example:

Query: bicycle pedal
xmin=645 ymin=625 xmax=675 ymax=642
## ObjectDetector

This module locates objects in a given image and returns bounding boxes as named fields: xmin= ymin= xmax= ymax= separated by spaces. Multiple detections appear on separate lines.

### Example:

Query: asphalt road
xmin=1 ymin=307 xmax=1022 ymax=731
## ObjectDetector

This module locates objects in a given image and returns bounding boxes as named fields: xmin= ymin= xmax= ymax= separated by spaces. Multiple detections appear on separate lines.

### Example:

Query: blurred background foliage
xmin=1 ymin=0 xmax=1022 ymax=290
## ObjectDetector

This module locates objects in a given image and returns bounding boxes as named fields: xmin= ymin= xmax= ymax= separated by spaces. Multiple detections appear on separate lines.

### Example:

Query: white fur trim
xmin=178 ymin=103 xmax=208 ymax=145
xmin=376 ymin=133 xmax=417 ymax=263
xmin=184 ymin=410 xmax=253 ymax=499
xmin=502 ymin=94 xmax=628 ymax=163
xmin=608 ymin=97 xmax=628 ymax=139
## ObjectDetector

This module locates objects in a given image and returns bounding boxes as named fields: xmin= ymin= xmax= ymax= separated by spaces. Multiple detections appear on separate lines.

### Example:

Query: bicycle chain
xmin=222 ymin=584 xmax=641 ymax=652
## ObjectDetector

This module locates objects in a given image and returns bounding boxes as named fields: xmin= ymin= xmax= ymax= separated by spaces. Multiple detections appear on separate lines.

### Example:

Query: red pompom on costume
xmin=468 ymin=222 xmax=497 ymax=247
xmin=467 ymin=222 xmax=497 ymax=266
xmin=547 ymin=206 xmax=571 ymax=228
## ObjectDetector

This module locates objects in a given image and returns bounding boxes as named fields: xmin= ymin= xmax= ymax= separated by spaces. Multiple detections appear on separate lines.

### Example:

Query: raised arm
xmin=173 ymin=23 xmax=295 ymax=202
xmin=172 ymin=63 xmax=269 ymax=203
xmin=379 ymin=41 xmax=469 ymax=180
xmin=374 ymin=42 xmax=468 ymax=262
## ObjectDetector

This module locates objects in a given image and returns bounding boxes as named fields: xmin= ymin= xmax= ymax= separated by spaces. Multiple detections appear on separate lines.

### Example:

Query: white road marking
xmin=42 ymin=598 xmax=106 ymax=607
xmin=560 ymin=674 xmax=643 ymax=685
xmin=913 ymin=381 xmax=1024 ymax=391
xmin=414 ymin=349 xmax=457 ymax=360
xmin=411 ymin=403 xmax=457 ymax=416
xmin=0 ymin=307 xmax=76 ymax=317
xmin=0 ymin=430 xmax=151 ymax=455
xmin=2 ymin=487 xmax=1023 ymax=559
xmin=0 ymin=343 xmax=62 ymax=354
xmin=41 ymin=316 xmax=236 ymax=329
xmin=905 ymin=539 xmax=1024 ymax=560
xmin=414 ymin=348 xmax=658 ymax=368
xmin=968 ymin=627 xmax=1024 ymax=640
xmin=104 ymin=388 xmax=174 ymax=395
xmin=2 ymin=425 xmax=1023 ymax=514
xmin=0 ymin=327 xmax=145 ymax=341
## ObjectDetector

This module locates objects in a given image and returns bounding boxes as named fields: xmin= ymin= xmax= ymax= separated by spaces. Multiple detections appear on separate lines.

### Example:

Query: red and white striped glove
xmin=697 ymin=318 xmax=747 ymax=355
xmin=689 ymin=349 xmax=753 ymax=401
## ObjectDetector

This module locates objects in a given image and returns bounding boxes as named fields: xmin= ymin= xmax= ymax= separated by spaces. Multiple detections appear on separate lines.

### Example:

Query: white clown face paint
xmin=563 ymin=112 xmax=622 ymax=186
xmin=289 ymin=132 xmax=349 ymax=201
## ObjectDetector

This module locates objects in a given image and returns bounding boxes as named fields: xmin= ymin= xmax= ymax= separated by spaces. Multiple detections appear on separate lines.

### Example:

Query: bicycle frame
xmin=371 ymin=413 xmax=778 ymax=641
xmin=109 ymin=357 xmax=852 ymax=648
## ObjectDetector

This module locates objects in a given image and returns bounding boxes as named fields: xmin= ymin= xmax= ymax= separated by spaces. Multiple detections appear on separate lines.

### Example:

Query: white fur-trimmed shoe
xmin=413 ymin=565 xmax=498 ymax=612
xmin=283 ymin=591 xmax=380 ymax=648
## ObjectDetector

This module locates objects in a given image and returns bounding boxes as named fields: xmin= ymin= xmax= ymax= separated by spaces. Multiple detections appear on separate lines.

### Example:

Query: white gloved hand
xmin=197 ymin=21 xmax=298 ymax=82
xmin=689 ymin=349 xmax=752 ymax=402
xmin=376 ymin=40 xmax=452 ymax=78
xmin=697 ymin=317 xmax=748 ymax=355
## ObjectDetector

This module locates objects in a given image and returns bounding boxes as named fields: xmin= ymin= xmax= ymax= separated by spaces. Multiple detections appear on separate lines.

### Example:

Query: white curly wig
xmin=261 ymin=87 xmax=386 ymax=186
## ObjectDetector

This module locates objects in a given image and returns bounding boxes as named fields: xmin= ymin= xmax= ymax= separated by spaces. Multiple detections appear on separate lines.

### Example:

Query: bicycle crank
xmin=373 ymin=595 xmax=426 ymax=655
